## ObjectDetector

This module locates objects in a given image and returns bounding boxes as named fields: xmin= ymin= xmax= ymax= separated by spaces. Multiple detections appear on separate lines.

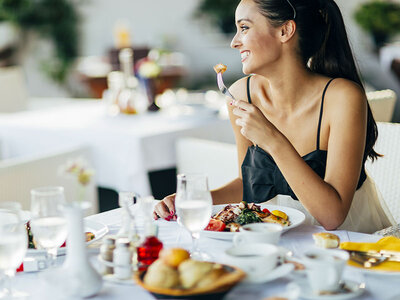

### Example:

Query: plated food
xmin=135 ymin=247 xmax=245 ymax=299
xmin=312 ymin=232 xmax=340 ymax=249
xmin=205 ymin=201 xmax=290 ymax=233
xmin=201 ymin=204 xmax=305 ymax=240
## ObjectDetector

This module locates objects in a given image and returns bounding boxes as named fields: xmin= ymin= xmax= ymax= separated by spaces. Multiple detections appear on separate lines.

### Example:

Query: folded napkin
xmin=340 ymin=236 xmax=400 ymax=272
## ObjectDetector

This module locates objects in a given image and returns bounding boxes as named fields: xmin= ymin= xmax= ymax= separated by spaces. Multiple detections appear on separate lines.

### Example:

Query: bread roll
xmin=159 ymin=248 xmax=190 ymax=268
xmin=195 ymin=266 xmax=227 ymax=288
xmin=144 ymin=259 xmax=180 ymax=289
xmin=178 ymin=259 xmax=214 ymax=289
xmin=312 ymin=232 xmax=340 ymax=248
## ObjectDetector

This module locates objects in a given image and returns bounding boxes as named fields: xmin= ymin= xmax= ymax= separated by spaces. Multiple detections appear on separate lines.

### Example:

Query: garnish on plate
xmin=205 ymin=201 xmax=290 ymax=232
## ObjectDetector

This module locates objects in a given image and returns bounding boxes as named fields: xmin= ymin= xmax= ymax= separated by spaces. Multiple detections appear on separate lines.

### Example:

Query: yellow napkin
xmin=340 ymin=236 xmax=400 ymax=272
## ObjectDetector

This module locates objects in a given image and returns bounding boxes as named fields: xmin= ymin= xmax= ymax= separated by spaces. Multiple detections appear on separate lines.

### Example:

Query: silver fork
xmin=216 ymin=72 xmax=235 ymax=101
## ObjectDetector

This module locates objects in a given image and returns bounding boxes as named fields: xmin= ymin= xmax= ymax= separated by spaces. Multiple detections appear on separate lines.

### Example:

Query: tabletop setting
xmin=1 ymin=171 xmax=400 ymax=300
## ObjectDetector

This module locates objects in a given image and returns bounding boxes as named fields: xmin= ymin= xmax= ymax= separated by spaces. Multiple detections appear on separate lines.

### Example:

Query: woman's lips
xmin=241 ymin=51 xmax=250 ymax=62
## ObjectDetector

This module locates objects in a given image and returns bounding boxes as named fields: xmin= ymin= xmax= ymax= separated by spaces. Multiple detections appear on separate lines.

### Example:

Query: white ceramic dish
xmin=245 ymin=263 xmax=294 ymax=283
xmin=26 ymin=219 xmax=109 ymax=256
xmin=201 ymin=204 xmax=305 ymax=240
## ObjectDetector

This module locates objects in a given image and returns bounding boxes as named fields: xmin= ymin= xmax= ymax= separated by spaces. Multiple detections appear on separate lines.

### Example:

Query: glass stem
xmin=191 ymin=232 xmax=200 ymax=253
xmin=47 ymin=247 xmax=58 ymax=268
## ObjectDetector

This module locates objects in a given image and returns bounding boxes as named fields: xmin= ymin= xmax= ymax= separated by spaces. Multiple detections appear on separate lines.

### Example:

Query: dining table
xmin=13 ymin=205 xmax=400 ymax=300
xmin=0 ymin=98 xmax=234 ymax=196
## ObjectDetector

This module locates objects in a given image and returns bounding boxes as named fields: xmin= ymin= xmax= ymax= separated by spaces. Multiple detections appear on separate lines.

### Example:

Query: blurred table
xmin=0 ymin=99 xmax=234 ymax=196
xmin=15 ymin=207 xmax=400 ymax=299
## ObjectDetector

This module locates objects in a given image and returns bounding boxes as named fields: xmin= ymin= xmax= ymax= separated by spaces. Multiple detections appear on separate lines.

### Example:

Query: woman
xmin=155 ymin=0 xmax=395 ymax=233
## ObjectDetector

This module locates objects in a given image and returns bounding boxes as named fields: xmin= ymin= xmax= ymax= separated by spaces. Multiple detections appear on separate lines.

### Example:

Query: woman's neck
xmin=258 ymin=58 xmax=319 ymax=112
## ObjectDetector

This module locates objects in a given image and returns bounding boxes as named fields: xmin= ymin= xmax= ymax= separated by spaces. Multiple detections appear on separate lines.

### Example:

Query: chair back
xmin=366 ymin=89 xmax=396 ymax=122
xmin=0 ymin=146 xmax=98 ymax=215
xmin=0 ymin=66 xmax=28 ymax=112
xmin=366 ymin=122 xmax=400 ymax=223
xmin=176 ymin=138 xmax=237 ymax=190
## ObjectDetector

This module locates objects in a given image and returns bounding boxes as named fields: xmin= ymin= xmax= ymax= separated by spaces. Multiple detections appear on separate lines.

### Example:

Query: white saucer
xmin=299 ymin=279 xmax=365 ymax=300
xmin=103 ymin=274 xmax=135 ymax=285
xmin=245 ymin=263 xmax=294 ymax=283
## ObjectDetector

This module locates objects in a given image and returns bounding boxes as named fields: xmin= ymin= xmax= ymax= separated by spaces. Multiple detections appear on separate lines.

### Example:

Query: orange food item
xmin=159 ymin=247 xmax=190 ymax=268
xmin=213 ymin=63 xmax=227 ymax=74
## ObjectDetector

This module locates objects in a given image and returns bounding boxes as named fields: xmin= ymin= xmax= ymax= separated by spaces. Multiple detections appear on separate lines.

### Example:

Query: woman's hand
xmin=232 ymin=100 xmax=281 ymax=151
xmin=153 ymin=193 xmax=177 ymax=220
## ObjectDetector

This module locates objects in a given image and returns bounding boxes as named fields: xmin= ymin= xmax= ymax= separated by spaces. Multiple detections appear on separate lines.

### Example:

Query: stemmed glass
xmin=175 ymin=174 xmax=213 ymax=260
xmin=30 ymin=186 xmax=68 ymax=268
xmin=0 ymin=202 xmax=28 ymax=299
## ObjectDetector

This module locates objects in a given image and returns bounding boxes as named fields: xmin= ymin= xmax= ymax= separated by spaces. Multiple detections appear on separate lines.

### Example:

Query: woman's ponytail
xmin=309 ymin=0 xmax=380 ymax=162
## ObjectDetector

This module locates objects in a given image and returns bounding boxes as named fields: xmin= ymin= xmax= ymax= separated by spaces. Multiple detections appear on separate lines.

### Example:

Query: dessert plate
xmin=201 ymin=204 xmax=305 ymax=240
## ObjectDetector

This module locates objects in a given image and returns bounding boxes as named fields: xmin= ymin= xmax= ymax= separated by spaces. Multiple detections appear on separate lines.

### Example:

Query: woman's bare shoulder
xmin=229 ymin=76 xmax=251 ymax=102
xmin=325 ymin=78 xmax=367 ymax=115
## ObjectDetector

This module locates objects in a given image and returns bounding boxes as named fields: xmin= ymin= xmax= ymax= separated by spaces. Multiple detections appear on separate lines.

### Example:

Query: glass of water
xmin=175 ymin=174 xmax=212 ymax=260
xmin=30 ymin=186 xmax=68 ymax=268
xmin=0 ymin=202 xmax=28 ymax=298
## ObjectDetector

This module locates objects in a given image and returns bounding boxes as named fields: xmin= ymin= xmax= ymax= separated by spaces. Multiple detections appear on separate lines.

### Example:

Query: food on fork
xmin=213 ymin=63 xmax=227 ymax=74
xmin=312 ymin=232 xmax=340 ymax=248
xmin=205 ymin=201 xmax=290 ymax=232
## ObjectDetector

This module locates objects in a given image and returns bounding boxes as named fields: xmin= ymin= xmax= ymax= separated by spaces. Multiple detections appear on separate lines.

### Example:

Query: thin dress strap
xmin=246 ymin=75 xmax=252 ymax=104
xmin=316 ymin=78 xmax=335 ymax=150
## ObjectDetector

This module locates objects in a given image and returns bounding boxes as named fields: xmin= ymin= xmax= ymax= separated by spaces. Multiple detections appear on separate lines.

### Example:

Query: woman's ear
xmin=280 ymin=20 xmax=296 ymax=43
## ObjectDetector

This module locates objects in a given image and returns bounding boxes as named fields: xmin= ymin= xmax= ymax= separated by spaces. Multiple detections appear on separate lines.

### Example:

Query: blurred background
xmin=0 ymin=0 xmax=400 ymax=212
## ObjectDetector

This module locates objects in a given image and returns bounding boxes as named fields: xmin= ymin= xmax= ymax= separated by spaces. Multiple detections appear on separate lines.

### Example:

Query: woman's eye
xmin=240 ymin=25 xmax=249 ymax=32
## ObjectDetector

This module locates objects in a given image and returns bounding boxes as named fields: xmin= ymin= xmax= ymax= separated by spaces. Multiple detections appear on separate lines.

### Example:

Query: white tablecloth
xmin=0 ymin=100 xmax=234 ymax=195
xmin=15 ymin=208 xmax=400 ymax=300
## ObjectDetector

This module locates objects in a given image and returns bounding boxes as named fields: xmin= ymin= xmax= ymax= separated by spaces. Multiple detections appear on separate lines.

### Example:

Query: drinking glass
xmin=0 ymin=202 xmax=28 ymax=299
xmin=30 ymin=186 xmax=68 ymax=268
xmin=117 ymin=191 xmax=140 ymax=243
xmin=175 ymin=174 xmax=213 ymax=260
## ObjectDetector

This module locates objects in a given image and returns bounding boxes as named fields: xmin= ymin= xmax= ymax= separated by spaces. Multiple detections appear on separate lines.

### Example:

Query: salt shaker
xmin=113 ymin=238 xmax=133 ymax=280
xmin=100 ymin=236 xmax=117 ymax=275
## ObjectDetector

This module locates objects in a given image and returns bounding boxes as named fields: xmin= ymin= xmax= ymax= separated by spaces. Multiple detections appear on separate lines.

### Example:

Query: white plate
xmin=26 ymin=219 xmax=109 ymax=256
xmin=201 ymin=204 xmax=305 ymax=240
xmin=245 ymin=263 xmax=294 ymax=283
xmin=348 ymin=264 xmax=400 ymax=276
xmin=298 ymin=279 xmax=365 ymax=300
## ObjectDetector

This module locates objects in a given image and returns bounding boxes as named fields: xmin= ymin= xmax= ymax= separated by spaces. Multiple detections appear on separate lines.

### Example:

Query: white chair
xmin=366 ymin=122 xmax=400 ymax=223
xmin=0 ymin=146 xmax=98 ymax=215
xmin=366 ymin=89 xmax=396 ymax=122
xmin=176 ymin=138 xmax=237 ymax=190
xmin=0 ymin=66 xmax=28 ymax=112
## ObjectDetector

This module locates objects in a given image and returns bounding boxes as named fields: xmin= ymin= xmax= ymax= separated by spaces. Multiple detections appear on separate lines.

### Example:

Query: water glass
xmin=30 ymin=186 xmax=68 ymax=268
xmin=175 ymin=174 xmax=212 ymax=260
xmin=0 ymin=202 xmax=28 ymax=298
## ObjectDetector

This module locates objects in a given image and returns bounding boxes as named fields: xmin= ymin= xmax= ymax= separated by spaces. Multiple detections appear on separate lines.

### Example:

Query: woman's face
xmin=230 ymin=0 xmax=282 ymax=75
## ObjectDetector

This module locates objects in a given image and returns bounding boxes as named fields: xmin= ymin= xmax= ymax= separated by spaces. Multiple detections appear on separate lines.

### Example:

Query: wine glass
xmin=0 ymin=202 xmax=28 ymax=299
xmin=30 ymin=186 xmax=68 ymax=268
xmin=175 ymin=174 xmax=213 ymax=260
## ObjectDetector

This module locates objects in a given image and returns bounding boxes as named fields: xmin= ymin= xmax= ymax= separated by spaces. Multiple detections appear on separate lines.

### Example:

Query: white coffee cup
xmin=224 ymin=243 xmax=279 ymax=281
xmin=233 ymin=223 xmax=283 ymax=246
xmin=303 ymin=248 xmax=349 ymax=293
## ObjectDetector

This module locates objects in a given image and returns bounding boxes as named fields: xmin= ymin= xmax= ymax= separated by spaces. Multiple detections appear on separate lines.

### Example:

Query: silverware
xmin=216 ymin=72 xmax=235 ymax=101
xmin=346 ymin=249 xmax=400 ymax=262
xmin=349 ymin=252 xmax=388 ymax=268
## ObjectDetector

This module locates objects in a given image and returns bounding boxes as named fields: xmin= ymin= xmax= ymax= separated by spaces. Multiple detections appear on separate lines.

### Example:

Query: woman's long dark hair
xmin=253 ymin=0 xmax=380 ymax=162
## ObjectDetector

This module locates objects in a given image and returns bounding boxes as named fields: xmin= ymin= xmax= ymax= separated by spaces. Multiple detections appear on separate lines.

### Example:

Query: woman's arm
xmin=211 ymin=77 xmax=253 ymax=205
xmin=232 ymin=79 xmax=367 ymax=230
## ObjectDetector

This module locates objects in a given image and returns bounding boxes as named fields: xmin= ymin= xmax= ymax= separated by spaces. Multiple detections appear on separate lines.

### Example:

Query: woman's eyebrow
xmin=237 ymin=18 xmax=253 ymax=24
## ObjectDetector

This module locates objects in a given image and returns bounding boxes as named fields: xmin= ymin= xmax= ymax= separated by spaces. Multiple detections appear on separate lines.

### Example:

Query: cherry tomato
xmin=262 ymin=208 xmax=271 ymax=214
xmin=205 ymin=219 xmax=226 ymax=231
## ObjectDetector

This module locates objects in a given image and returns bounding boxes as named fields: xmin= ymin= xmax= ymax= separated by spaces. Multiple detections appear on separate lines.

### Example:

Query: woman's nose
xmin=230 ymin=33 xmax=241 ymax=49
